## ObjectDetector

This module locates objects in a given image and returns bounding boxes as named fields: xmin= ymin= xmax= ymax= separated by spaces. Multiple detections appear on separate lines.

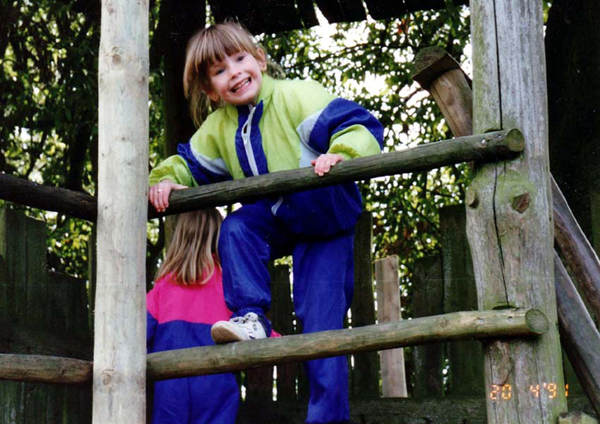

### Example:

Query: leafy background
xmin=2 ymin=0 xmax=594 ymax=321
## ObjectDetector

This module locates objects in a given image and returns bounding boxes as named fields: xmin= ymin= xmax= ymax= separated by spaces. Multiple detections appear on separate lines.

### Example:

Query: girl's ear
xmin=256 ymin=48 xmax=267 ymax=71
xmin=206 ymin=89 xmax=220 ymax=102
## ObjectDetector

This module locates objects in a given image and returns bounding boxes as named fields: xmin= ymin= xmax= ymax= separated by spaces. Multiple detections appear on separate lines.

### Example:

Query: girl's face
xmin=207 ymin=49 xmax=267 ymax=106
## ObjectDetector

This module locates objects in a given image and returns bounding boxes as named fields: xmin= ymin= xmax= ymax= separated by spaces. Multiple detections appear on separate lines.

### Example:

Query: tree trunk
xmin=94 ymin=0 xmax=148 ymax=422
xmin=468 ymin=1 xmax=566 ymax=422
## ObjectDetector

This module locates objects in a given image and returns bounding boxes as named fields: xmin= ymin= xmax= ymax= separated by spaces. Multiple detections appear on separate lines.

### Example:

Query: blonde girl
xmin=148 ymin=22 xmax=383 ymax=424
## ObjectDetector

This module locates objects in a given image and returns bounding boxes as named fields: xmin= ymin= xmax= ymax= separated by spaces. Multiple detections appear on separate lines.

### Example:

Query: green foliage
xmin=0 ymin=1 xmax=166 ymax=278
xmin=2 ymin=2 xmax=473 ymax=285
xmin=0 ymin=1 xmax=100 ymax=277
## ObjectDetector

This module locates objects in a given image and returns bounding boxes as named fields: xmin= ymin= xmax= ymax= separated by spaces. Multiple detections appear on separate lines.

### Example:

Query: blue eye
xmin=236 ymin=54 xmax=246 ymax=62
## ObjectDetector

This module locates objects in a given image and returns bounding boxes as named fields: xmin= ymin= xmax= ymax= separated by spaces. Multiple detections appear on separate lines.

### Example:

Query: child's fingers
xmin=149 ymin=184 xmax=168 ymax=212
xmin=161 ymin=187 xmax=171 ymax=210
xmin=149 ymin=186 xmax=160 ymax=211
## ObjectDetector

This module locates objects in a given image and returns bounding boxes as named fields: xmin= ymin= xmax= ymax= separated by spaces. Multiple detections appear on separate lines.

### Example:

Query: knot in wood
xmin=466 ymin=188 xmax=479 ymax=208
xmin=437 ymin=317 xmax=449 ymax=328
xmin=511 ymin=191 xmax=530 ymax=213
xmin=101 ymin=370 xmax=114 ymax=386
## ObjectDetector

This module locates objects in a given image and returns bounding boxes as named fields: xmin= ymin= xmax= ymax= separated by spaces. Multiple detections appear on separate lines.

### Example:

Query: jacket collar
xmin=225 ymin=73 xmax=274 ymax=120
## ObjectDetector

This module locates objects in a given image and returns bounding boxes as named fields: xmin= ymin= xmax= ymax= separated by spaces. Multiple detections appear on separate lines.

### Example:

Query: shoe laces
xmin=231 ymin=312 xmax=259 ymax=325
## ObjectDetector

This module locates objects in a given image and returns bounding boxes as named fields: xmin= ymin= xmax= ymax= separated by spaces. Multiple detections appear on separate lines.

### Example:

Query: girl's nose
xmin=230 ymin=67 xmax=241 ymax=78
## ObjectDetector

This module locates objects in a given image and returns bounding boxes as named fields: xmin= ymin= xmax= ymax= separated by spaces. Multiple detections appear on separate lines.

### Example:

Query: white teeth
xmin=232 ymin=78 xmax=250 ymax=93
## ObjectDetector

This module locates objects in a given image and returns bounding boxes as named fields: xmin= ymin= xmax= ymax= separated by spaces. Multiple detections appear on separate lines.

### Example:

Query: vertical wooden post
xmin=374 ymin=256 xmax=407 ymax=397
xmin=411 ymin=255 xmax=444 ymax=397
xmin=469 ymin=1 xmax=566 ymax=422
xmin=351 ymin=211 xmax=379 ymax=397
xmin=439 ymin=206 xmax=484 ymax=396
xmin=270 ymin=264 xmax=297 ymax=400
xmin=94 ymin=0 xmax=149 ymax=422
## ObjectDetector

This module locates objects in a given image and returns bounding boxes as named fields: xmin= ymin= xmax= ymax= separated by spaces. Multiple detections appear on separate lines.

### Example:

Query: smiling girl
xmin=148 ymin=22 xmax=383 ymax=424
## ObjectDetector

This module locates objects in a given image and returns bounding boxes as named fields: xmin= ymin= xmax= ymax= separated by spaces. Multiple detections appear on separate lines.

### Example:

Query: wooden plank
xmin=148 ymin=308 xmax=548 ymax=381
xmin=469 ymin=1 xmax=567 ymax=422
xmin=351 ymin=212 xmax=379 ymax=398
xmin=0 ymin=207 xmax=28 ymax=424
xmin=363 ymin=0 xmax=406 ymax=20
xmin=553 ymin=177 xmax=600 ymax=324
xmin=270 ymin=264 xmax=296 ymax=400
xmin=591 ymin=189 xmax=600 ymax=259
xmin=440 ymin=206 xmax=484 ymax=396
xmin=94 ymin=0 xmax=149 ymax=421
xmin=207 ymin=0 xmax=304 ymax=34
xmin=411 ymin=255 xmax=444 ymax=397
xmin=1 ymin=382 xmax=25 ymax=424
xmin=554 ymin=253 xmax=600 ymax=417
xmin=314 ymin=0 xmax=366 ymax=24
xmin=413 ymin=46 xmax=473 ymax=138
xmin=24 ymin=211 xmax=48 ymax=329
xmin=374 ymin=256 xmax=407 ymax=398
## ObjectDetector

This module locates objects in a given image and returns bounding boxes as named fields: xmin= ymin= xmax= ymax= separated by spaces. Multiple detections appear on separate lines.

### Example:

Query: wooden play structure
xmin=1 ymin=0 xmax=600 ymax=423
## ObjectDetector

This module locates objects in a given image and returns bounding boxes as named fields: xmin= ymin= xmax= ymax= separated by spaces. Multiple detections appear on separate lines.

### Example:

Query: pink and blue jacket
xmin=147 ymin=268 xmax=233 ymax=353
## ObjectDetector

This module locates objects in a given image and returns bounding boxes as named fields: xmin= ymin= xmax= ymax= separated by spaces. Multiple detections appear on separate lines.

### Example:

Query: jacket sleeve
xmin=146 ymin=287 xmax=159 ymax=353
xmin=149 ymin=118 xmax=232 ymax=187
xmin=290 ymin=79 xmax=384 ymax=160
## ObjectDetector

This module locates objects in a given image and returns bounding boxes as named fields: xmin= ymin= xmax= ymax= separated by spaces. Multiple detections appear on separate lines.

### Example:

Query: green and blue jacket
xmin=150 ymin=74 xmax=384 ymax=235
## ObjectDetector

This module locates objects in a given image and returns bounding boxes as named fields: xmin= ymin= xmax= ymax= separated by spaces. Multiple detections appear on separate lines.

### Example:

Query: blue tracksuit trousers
xmin=218 ymin=194 xmax=356 ymax=424
xmin=152 ymin=375 xmax=239 ymax=424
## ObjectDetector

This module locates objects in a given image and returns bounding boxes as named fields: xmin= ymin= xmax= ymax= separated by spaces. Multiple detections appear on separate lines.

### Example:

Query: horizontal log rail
xmin=153 ymin=129 xmax=523 ymax=217
xmin=0 ymin=173 xmax=97 ymax=221
xmin=0 ymin=308 xmax=545 ymax=384
xmin=0 ymin=129 xmax=524 ymax=220
xmin=0 ymin=354 xmax=92 ymax=384
xmin=147 ymin=309 xmax=545 ymax=381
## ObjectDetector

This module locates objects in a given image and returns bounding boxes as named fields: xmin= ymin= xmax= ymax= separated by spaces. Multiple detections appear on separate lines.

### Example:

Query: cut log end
xmin=505 ymin=128 xmax=526 ymax=153
xmin=413 ymin=46 xmax=461 ymax=89
xmin=525 ymin=309 xmax=549 ymax=335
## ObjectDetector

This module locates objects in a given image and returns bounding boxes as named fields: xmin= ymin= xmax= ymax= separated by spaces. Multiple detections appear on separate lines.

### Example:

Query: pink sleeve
xmin=146 ymin=283 xmax=159 ymax=319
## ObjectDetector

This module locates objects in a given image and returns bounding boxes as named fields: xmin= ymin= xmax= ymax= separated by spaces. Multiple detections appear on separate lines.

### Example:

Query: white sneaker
xmin=211 ymin=312 xmax=267 ymax=344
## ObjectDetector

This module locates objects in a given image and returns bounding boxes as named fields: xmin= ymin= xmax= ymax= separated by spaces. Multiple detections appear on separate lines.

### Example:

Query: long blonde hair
xmin=183 ymin=21 xmax=284 ymax=127
xmin=156 ymin=209 xmax=223 ymax=285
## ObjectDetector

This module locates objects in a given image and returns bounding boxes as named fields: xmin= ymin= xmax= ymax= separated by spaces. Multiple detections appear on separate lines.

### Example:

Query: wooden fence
xmin=0 ymin=207 xmax=92 ymax=424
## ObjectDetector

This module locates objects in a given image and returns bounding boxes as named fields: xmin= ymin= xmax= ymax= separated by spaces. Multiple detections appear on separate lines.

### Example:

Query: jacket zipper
xmin=242 ymin=104 xmax=260 ymax=176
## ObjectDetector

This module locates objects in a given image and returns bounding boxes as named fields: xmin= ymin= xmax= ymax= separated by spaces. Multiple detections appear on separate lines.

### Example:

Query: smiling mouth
xmin=231 ymin=78 xmax=251 ymax=93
